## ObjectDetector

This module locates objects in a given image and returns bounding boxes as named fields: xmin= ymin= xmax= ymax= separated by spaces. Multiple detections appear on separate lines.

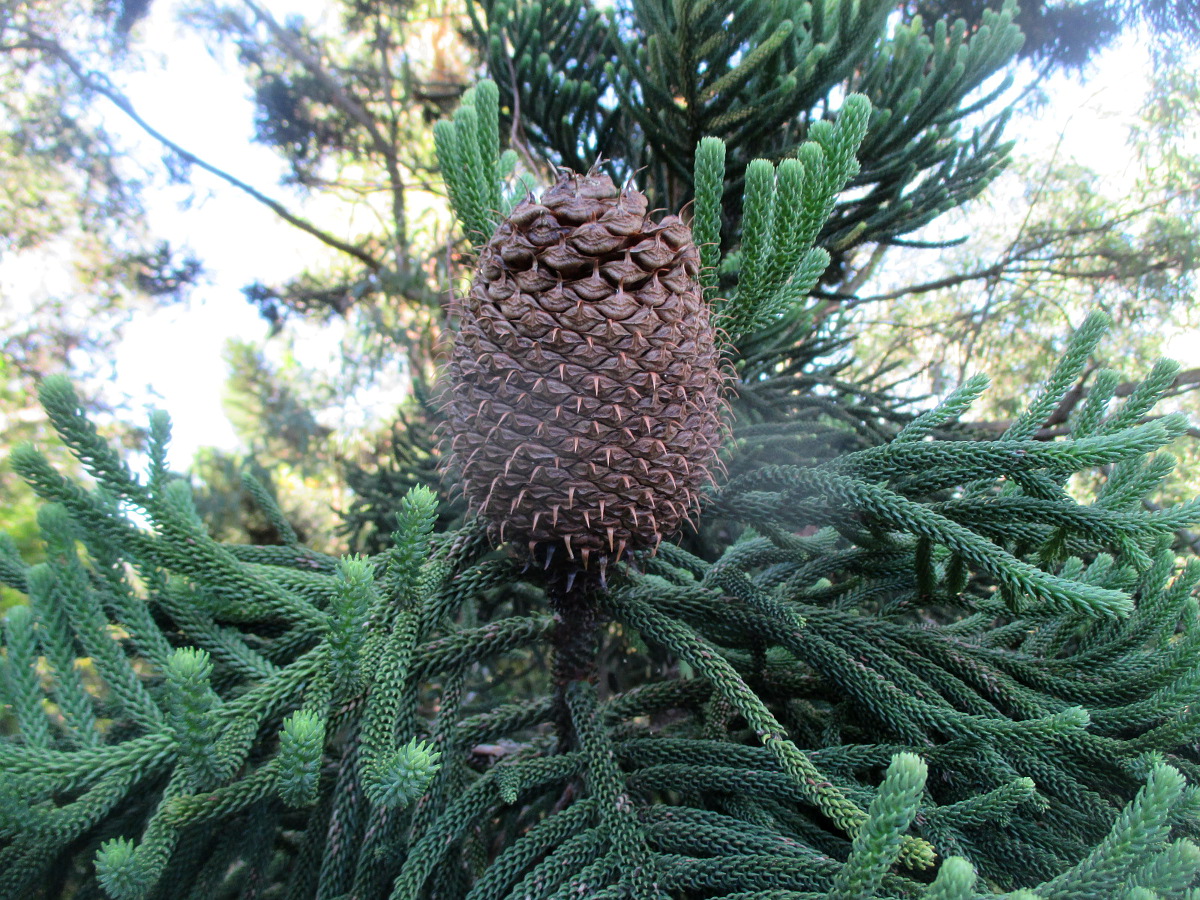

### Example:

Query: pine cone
xmin=443 ymin=171 xmax=726 ymax=572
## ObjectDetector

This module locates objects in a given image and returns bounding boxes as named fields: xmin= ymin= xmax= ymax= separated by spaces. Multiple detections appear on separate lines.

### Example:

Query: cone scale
xmin=443 ymin=171 xmax=726 ymax=584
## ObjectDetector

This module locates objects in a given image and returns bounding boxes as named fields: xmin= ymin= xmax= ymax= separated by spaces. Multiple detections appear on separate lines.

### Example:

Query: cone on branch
xmin=442 ymin=170 xmax=728 ymax=581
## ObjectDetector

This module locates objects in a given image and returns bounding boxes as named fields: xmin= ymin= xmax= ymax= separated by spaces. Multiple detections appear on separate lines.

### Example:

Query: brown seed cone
xmin=442 ymin=170 xmax=727 ymax=570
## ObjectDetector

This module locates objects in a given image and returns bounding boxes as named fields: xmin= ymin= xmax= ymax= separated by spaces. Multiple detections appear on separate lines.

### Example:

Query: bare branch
xmin=21 ymin=29 xmax=384 ymax=273
xmin=816 ymin=260 xmax=1010 ymax=306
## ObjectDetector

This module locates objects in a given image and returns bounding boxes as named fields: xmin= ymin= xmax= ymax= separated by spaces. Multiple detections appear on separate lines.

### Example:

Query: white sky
xmin=95 ymin=7 xmax=1198 ymax=468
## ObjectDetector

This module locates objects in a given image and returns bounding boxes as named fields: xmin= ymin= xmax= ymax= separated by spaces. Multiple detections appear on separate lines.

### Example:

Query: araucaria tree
xmin=5 ymin=2 xmax=1200 ymax=899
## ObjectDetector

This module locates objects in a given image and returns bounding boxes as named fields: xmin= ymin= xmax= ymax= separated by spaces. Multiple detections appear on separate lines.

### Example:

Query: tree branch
xmin=241 ymin=0 xmax=409 ymax=274
xmin=816 ymin=260 xmax=1010 ymax=306
xmin=22 ymin=31 xmax=383 ymax=272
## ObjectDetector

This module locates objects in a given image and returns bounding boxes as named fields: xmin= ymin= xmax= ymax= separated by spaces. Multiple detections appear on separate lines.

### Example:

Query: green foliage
xmin=387 ymin=484 xmax=439 ymax=602
xmin=470 ymin=0 xmax=1022 ymax=264
xmin=693 ymin=135 xmax=726 ymax=300
xmin=4 ymin=8 xmax=1200 ymax=899
xmin=367 ymin=737 xmax=442 ymax=810
xmin=435 ymin=81 xmax=504 ymax=248
xmin=1 ymin=605 xmax=52 ymax=748
xmin=435 ymin=80 xmax=534 ymax=252
xmin=827 ymin=753 xmax=927 ymax=900
xmin=164 ymin=648 xmax=228 ymax=790
xmin=277 ymin=709 xmax=326 ymax=807
xmin=94 ymin=838 xmax=139 ymax=900
xmin=326 ymin=555 xmax=374 ymax=699
xmin=925 ymin=856 xmax=976 ymax=900
xmin=710 ymin=92 xmax=870 ymax=344
xmin=2 ymin=315 xmax=1200 ymax=897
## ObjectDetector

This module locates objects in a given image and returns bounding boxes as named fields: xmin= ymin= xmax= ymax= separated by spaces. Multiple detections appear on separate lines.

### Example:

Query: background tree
xmin=913 ymin=0 xmax=1200 ymax=72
